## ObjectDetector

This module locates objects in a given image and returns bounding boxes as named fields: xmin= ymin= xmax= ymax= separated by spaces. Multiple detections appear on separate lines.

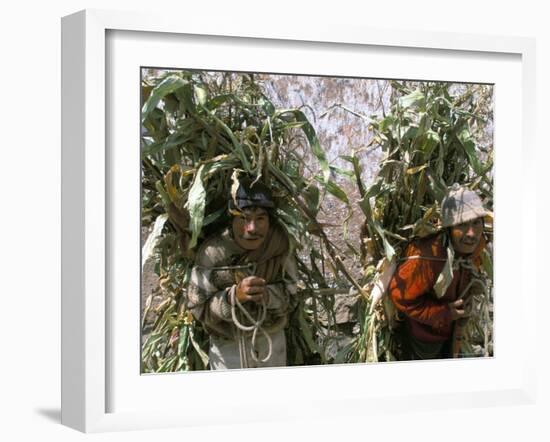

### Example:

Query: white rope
xmin=237 ymin=328 xmax=249 ymax=368
xmin=230 ymin=288 xmax=273 ymax=365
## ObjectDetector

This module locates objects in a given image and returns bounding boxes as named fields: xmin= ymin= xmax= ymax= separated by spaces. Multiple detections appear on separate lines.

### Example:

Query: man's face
xmin=450 ymin=217 xmax=484 ymax=255
xmin=232 ymin=207 xmax=270 ymax=250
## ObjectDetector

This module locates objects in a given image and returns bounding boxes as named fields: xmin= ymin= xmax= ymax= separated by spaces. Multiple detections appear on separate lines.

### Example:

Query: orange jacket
xmin=389 ymin=233 xmax=485 ymax=343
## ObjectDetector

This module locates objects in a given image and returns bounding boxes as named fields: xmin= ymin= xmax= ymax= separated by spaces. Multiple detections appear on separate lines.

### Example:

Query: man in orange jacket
xmin=389 ymin=184 xmax=491 ymax=360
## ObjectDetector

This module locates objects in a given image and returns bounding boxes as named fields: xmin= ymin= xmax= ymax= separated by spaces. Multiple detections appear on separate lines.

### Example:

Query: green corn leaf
xmin=141 ymin=75 xmax=187 ymax=123
xmin=303 ymin=184 xmax=321 ymax=215
xmin=329 ymin=165 xmax=354 ymax=179
xmin=185 ymin=164 xmax=210 ymax=249
xmin=364 ymin=178 xmax=384 ymax=200
xmin=297 ymin=308 xmax=322 ymax=358
xmin=267 ymin=161 xmax=297 ymax=194
xmin=258 ymin=94 xmax=276 ymax=116
xmin=315 ymin=177 xmax=350 ymax=204
xmin=464 ymin=140 xmax=483 ymax=175
xmin=373 ymin=223 xmax=395 ymax=261
xmin=480 ymin=249 xmax=493 ymax=279
xmin=406 ymin=164 xmax=429 ymax=175
xmin=206 ymin=93 xmax=233 ymax=110
xmin=399 ymin=89 xmax=425 ymax=109
xmin=194 ymin=85 xmax=208 ymax=106
xmin=141 ymin=214 xmax=168 ymax=271
xmin=189 ymin=327 xmax=209 ymax=368
xmin=201 ymin=107 xmax=251 ymax=172
xmin=422 ymin=130 xmax=440 ymax=157
xmin=155 ymin=180 xmax=171 ymax=206
xmin=274 ymin=109 xmax=330 ymax=183
xmin=433 ymin=244 xmax=455 ymax=298
xmin=175 ymin=83 xmax=196 ymax=113
xmin=202 ymin=206 xmax=226 ymax=227
xmin=358 ymin=196 xmax=373 ymax=220
xmin=177 ymin=325 xmax=189 ymax=356
xmin=157 ymin=355 xmax=178 ymax=372
xmin=379 ymin=115 xmax=396 ymax=132
xmin=458 ymin=131 xmax=484 ymax=176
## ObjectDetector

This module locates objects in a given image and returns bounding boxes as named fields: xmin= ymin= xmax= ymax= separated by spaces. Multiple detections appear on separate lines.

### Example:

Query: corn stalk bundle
xmin=140 ymin=70 xmax=359 ymax=372
xmin=345 ymin=81 xmax=494 ymax=362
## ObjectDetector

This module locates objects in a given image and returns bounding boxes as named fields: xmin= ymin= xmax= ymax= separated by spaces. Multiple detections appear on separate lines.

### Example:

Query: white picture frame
xmin=61 ymin=9 xmax=537 ymax=433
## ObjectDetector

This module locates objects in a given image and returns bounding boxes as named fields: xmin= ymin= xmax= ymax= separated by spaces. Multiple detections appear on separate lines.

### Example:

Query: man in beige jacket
xmin=186 ymin=178 xmax=297 ymax=369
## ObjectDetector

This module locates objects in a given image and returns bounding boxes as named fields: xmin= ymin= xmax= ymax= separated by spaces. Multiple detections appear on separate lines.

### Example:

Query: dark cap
xmin=228 ymin=177 xmax=275 ymax=212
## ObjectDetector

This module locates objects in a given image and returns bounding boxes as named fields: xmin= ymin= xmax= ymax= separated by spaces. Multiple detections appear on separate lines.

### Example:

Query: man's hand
xmin=236 ymin=276 xmax=266 ymax=304
xmin=448 ymin=299 xmax=466 ymax=320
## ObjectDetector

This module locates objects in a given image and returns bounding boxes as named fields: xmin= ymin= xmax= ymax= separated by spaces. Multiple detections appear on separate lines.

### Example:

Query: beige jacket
xmin=186 ymin=228 xmax=297 ymax=339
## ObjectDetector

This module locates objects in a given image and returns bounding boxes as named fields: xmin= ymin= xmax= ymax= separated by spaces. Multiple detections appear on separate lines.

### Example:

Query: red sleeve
xmin=389 ymin=244 xmax=452 ymax=331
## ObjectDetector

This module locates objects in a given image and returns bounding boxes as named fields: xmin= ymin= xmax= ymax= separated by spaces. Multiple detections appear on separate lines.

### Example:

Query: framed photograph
xmin=139 ymin=66 xmax=495 ymax=371
xmin=62 ymin=9 xmax=536 ymax=433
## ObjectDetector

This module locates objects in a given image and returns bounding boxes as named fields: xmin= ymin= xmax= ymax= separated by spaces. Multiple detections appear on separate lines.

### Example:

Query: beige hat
xmin=441 ymin=183 xmax=491 ymax=228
